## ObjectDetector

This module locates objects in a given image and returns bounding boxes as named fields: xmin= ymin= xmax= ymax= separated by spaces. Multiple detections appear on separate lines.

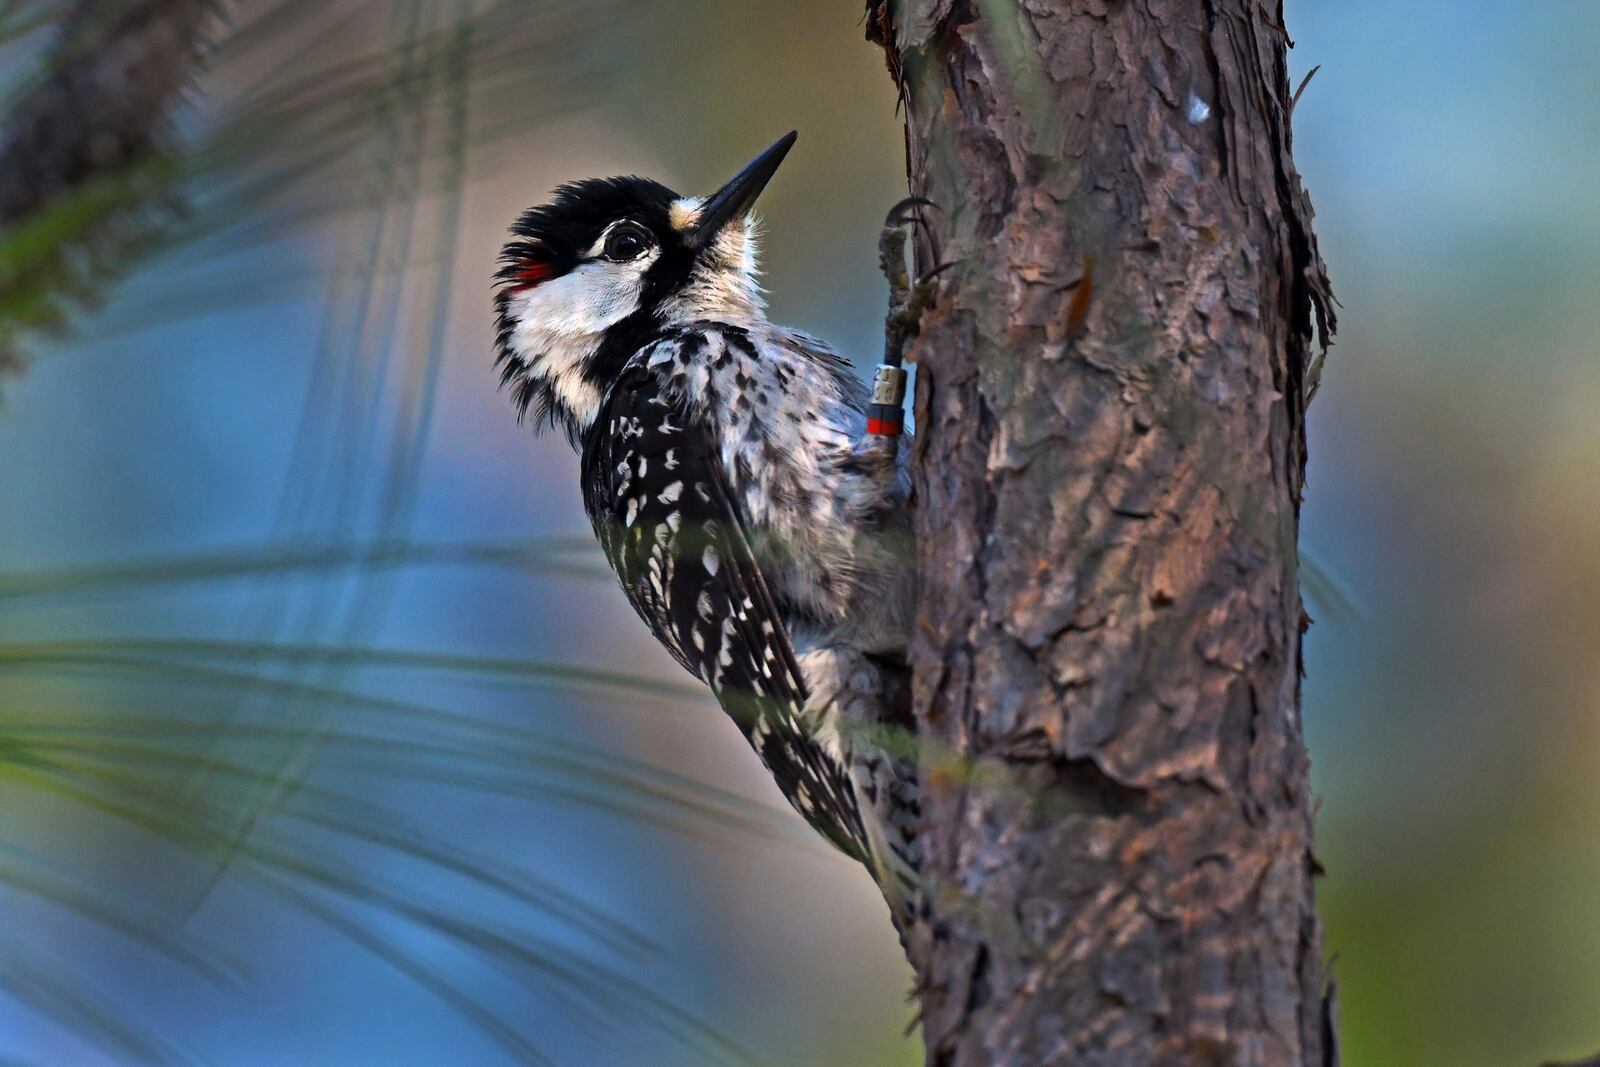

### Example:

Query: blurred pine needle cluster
xmin=0 ymin=3 xmax=798 ymax=1063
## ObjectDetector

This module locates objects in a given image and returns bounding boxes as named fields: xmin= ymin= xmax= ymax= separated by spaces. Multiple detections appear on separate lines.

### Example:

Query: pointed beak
xmin=685 ymin=131 xmax=797 ymax=248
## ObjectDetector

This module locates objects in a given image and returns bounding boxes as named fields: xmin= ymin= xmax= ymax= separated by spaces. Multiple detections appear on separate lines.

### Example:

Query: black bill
xmin=685 ymin=131 xmax=797 ymax=248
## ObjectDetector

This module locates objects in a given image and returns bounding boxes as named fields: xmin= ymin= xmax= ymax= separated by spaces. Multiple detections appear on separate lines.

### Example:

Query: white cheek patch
xmin=518 ymin=255 xmax=655 ymax=335
xmin=508 ymin=252 xmax=658 ymax=428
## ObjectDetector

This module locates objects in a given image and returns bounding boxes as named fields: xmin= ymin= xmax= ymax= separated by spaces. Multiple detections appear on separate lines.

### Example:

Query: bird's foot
xmin=878 ymin=197 xmax=952 ymax=363
xmin=870 ymin=198 xmax=952 ymax=439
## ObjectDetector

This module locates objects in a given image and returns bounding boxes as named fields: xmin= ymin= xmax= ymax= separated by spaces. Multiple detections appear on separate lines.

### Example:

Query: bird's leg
xmin=866 ymin=198 xmax=951 ymax=448
xmin=850 ymin=200 xmax=943 ymax=519
xmin=878 ymin=198 xmax=923 ymax=317
xmin=880 ymin=197 xmax=950 ymax=366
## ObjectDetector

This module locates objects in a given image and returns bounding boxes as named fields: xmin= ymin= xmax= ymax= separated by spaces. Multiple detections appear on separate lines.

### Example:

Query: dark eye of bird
xmin=602 ymin=223 xmax=652 ymax=262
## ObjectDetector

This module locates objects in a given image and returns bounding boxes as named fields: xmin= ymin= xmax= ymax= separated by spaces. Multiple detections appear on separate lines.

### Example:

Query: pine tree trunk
xmin=866 ymin=2 xmax=1337 ymax=1064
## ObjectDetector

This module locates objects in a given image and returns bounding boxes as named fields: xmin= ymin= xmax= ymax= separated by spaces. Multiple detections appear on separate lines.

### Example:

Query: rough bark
xmin=867 ymin=2 xmax=1336 ymax=1065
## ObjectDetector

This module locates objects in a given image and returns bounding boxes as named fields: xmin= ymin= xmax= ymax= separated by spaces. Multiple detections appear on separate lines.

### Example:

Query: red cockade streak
xmin=510 ymin=260 xmax=555 ymax=292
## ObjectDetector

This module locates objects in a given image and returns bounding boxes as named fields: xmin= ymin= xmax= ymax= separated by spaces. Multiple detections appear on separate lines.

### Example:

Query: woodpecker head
xmin=495 ymin=132 xmax=796 ymax=441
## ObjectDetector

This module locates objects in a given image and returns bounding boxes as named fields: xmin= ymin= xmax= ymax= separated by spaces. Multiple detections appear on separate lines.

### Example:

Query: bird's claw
xmin=888 ymin=266 xmax=953 ymax=335
xmin=871 ymin=197 xmax=952 ymax=438
xmin=884 ymin=196 xmax=938 ymax=231
xmin=878 ymin=196 xmax=946 ymax=323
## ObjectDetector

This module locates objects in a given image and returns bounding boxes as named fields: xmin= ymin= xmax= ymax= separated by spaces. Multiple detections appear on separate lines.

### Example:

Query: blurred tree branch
xmin=0 ymin=0 xmax=208 ymax=226
xmin=0 ymin=0 xmax=211 ymax=376
xmin=867 ymin=1 xmax=1337 ymax=1064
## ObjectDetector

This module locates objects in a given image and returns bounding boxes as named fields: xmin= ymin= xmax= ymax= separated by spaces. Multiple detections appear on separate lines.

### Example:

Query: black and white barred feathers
xmin=493 ymin=137 xmax=921 ymax=924
xmin=578 ymin=322 xmax=916 ymax=873
xmin=581 ymin=332 xmax=869 ymax=860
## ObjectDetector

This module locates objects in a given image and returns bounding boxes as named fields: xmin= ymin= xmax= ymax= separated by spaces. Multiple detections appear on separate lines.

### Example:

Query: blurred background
xmin=0 ymin=1 xmax=1594 ymax=1065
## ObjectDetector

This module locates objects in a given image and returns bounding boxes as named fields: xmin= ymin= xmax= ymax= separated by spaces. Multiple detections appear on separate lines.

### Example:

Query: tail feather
xmin=797 ymin=646 xmax=923 ymax=939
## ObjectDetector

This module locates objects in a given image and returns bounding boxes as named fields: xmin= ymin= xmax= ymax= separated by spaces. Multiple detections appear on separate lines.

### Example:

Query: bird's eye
xmin=602 ymin=223 xmax=652 ymax=262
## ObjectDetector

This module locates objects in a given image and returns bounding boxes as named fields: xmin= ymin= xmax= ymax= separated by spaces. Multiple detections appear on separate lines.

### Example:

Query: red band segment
xmin=867 ymin=416 xmax=903 ymax=436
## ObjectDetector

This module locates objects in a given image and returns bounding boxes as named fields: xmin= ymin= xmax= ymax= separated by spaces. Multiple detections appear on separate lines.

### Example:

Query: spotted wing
xmin=579 ymin=358 xmax=869 ymax=861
